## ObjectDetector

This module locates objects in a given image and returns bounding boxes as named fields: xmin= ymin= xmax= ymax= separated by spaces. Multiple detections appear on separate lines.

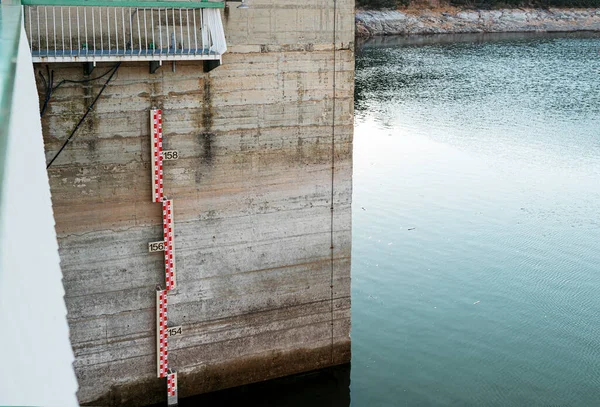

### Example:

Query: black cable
xmin=46 ymin=62 xmax=121 ymax=169
xmin=39 ymin=66 xmax=53 ymax=117
xmin=40 ymin=64 xmax=119 ymax=118
xmin=39 ymin=68 xmax=47 ymax=93
xmin=38 ymin=71 xmax=49 ymax=117
xmin=52 ymin=65 xmax=118 ymax=90
xmin=329 ymin=0 xmax=338 ymax=364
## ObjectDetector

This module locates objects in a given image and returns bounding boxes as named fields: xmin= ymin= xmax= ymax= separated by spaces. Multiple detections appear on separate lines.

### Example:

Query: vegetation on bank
xmin=356 ymin=0 xmax=599 ymax=9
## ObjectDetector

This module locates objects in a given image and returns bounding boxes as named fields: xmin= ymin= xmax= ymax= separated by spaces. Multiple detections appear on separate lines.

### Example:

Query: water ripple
xmin=352 ymin=32 xmax=600 ymax=407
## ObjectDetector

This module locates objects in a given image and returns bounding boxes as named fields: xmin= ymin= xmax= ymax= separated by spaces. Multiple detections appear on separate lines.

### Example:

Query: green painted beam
xmin=0 ymin=0 xmax=22 ymax=210
xmin=21 ymin=0 xmax=225 ymax=8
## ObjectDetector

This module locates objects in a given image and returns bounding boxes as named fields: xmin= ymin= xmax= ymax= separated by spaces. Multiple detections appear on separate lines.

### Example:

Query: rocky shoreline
xmin=356 ymin=8 xmax=600 ymax=36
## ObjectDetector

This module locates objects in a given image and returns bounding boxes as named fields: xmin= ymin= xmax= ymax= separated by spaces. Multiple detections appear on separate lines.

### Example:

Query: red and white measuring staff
xmin=151 ymin=109 xmax=164 ymax=203
xmin=151 ymin=109 xmax=178 ymax=405
xmin=163 ymin=199 xmax=176 ymax=290
xmin=167 ymin=371 xmax=178 ymax=404
xmin=156 ymin=288 xmax=169 ymax=378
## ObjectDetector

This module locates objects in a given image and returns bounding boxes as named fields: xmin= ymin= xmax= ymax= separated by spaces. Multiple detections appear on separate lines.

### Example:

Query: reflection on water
xmin=352 ymin=32 xmax=600 ymax=406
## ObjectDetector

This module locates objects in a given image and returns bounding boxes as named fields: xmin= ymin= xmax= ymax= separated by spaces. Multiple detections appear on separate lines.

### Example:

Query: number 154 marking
xmin=168 ymin=326 xmax=183 ymax=337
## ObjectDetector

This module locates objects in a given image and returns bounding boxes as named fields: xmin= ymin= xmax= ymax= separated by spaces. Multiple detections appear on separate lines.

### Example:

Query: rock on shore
xmin=356 ymin=8 xmax=600 ymax=36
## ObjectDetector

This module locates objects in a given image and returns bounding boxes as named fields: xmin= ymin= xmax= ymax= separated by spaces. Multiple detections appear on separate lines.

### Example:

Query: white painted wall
xmin=0 ymin=24 xmax=78 ymax=407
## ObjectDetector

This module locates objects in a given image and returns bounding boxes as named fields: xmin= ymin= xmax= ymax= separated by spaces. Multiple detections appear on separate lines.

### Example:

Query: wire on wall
xmin=45 ymin=63 xmax=121 ymax=169
xmin=39 ymin=64 xmax=119 ymax=118
xmin=330 ymin=0 xmax=338 ymax=364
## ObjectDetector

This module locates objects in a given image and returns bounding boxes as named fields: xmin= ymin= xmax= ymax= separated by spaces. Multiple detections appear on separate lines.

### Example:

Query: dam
xmin=0 ymin=0 xmax=354 ymax=405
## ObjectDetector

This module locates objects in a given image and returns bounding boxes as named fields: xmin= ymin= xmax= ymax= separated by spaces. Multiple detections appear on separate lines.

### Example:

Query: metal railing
xmin=23 ymin=0 xmax=227 ymax=62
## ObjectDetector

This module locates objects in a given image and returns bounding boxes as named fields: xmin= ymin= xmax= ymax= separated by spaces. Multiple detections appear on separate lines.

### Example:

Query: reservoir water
xmin=173 ymin=32 xmax=600 ymax=406
xmin=352 ymin=32 xmax=600 ymax=406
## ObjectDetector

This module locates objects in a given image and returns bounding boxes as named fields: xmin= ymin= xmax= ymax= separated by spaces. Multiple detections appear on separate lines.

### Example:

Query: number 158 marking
xmin=162 ymin=150 xmax=179 ymax=160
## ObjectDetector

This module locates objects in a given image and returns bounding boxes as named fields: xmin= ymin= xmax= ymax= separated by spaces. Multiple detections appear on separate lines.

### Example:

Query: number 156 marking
xmin=148 ymin=241 xmax=165 ymax=252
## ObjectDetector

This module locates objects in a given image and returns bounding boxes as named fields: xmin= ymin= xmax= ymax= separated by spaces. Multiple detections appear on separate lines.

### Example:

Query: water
xmin=174 ymin=32 xmax=600 ymax=406
xmin=352 ymin=32 xmax=600 ymax=406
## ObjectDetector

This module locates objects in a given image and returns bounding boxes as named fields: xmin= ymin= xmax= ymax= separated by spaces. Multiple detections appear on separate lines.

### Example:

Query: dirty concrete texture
xmin=38 ymin=0 xmax=354 ymax=405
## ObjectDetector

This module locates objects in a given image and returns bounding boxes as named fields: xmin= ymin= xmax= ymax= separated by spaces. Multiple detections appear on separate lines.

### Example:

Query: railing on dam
xmin=22 ymin=0 xmax=227 ymax=63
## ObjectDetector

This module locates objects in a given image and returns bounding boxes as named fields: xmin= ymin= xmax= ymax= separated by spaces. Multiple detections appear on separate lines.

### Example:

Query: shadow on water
xmin=151 ymin=364 xmax=350 ymax=407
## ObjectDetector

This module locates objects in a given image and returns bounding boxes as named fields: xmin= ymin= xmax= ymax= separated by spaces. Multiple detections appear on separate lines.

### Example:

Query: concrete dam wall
xmin=38 ymin=0 xmax=354 ymax=405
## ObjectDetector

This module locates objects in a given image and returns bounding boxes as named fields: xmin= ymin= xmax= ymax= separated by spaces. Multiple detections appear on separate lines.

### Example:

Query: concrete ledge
xmin=83 ymin=340 xmax=351 ymax=406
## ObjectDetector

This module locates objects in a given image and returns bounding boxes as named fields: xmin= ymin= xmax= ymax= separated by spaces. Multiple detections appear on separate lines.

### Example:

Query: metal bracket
xmin=83 ymin=62 xmax=95 ymax=76
xmin=150 ymin=61 xmax=161 ymax=74
xmin=203 ymin=60 xmax=221 ymax=73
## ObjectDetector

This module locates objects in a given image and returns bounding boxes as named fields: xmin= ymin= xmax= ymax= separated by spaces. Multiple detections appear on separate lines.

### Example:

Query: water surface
xmin=173 ymin=32 xmax=600 ymax=407
xmin=352 ymin=32 xmax=600 ymax=406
